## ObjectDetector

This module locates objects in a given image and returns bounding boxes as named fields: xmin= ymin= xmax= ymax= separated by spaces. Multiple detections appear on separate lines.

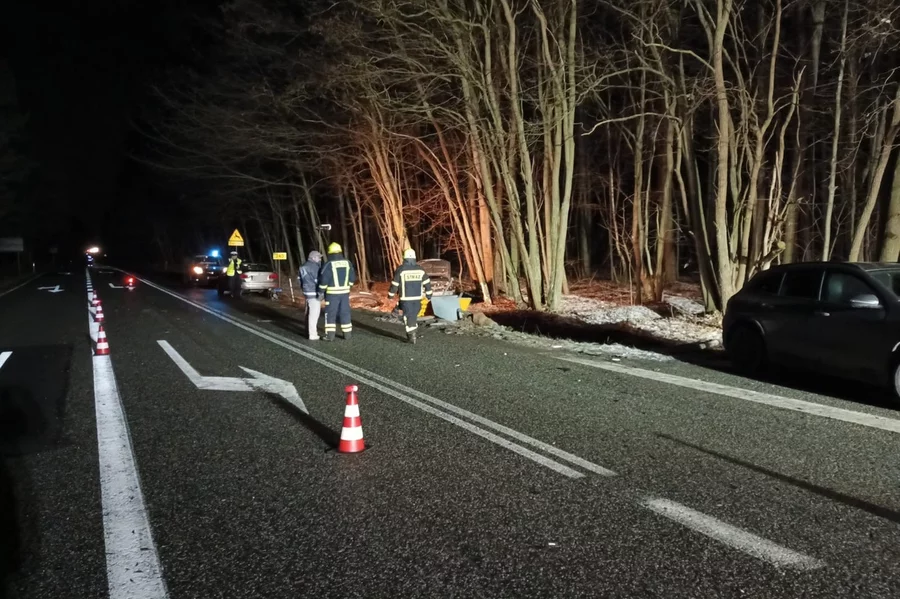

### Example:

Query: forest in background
xmin=139 ymin=0 xmax=900 ymax=312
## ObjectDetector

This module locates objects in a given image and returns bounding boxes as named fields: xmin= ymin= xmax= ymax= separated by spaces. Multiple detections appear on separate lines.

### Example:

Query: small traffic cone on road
xmin=338 ymin=385 xmax=366 ymax=453
xmin=94 ymin=303 xmax=105 ymax=323
xmin=91 ymin=295 xmax=100 ymax=309
xmin=95 ymin=325 xmax=110 ymax=355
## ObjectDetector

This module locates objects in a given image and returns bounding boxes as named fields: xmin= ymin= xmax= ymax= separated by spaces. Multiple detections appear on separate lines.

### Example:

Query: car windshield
xmin=869 ymin=268 xmax=900 ymax=297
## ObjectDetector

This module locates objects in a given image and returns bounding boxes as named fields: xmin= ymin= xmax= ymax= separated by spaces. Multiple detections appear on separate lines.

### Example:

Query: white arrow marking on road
xmin=109 ymin=283 xmax=124 ymax=288
xmin=0 ymin=352 xmax=11 ymax=371
xmin=37 ymin=285 xmax=64 ymax=293
xmin=157 ymin=340 xmax=307 ymax=413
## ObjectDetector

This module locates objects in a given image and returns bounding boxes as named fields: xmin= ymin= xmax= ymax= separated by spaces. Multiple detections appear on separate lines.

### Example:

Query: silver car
xmin=239 ymin=263 xmax=281 ymax=298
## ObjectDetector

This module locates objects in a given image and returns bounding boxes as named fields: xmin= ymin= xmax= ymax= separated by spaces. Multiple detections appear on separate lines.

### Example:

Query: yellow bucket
xmin=459 ymin=297 xmax=472 ymax=312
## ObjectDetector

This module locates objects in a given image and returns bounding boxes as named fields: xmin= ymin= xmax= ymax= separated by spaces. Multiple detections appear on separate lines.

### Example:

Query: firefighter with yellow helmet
xmin=317 ymin=242 xmax=356 ymax=341
xmin=388 ymin=248 xmax=433 ymax=344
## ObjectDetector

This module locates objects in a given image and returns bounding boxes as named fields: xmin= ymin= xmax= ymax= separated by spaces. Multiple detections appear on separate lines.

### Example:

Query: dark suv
xmin=723 ymin=262 xmax=900 ymax=400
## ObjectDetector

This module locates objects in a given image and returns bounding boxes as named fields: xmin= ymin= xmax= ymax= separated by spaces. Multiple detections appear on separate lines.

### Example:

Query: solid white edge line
xmin=93 ymin=356 xmax=170 ymax=597
xmin=133 ymin=275 xmax=593 ymax=479
xmin=86 ymin=269 xmax=168 ymax=598
xmin=557 ymin=355 xmax=900 ymax=435
xmin=641 ymin=497 xmax=825 ymax=570
xmin=0 ymin=273 xmax=43 ymax=299
xmin=0 ymin=351 xmax=11 ymax=371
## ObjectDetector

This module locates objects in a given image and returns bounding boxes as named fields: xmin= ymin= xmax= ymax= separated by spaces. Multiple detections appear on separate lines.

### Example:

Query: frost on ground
xmin=555 ymin=294 xmax=722 ymax=348
xmin=437 ymin=314 xmax=674 ymax=362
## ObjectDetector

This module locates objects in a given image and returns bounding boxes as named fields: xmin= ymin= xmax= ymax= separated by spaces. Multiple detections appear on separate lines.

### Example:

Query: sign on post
xmin=272 ymin=252 xmax=287 ymax=261
xmin=0 ymin=237 xmax=24 ymax=253
xmin=228 ymin=229 xmax=245 ymax=247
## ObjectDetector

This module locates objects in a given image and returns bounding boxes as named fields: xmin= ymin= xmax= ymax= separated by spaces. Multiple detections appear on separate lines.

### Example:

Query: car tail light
xmin=268 ymin=274 xmax=278 ymax=280
xmin=240 ymin=274 xmax=249 ymax=279
xmin=126 ymin=277 xmax=134 ymax=284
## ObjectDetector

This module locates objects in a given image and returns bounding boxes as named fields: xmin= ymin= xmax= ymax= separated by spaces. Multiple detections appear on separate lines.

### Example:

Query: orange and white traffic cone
xmin=338 ymin=385 xmax=365 ymax=453
xmin=95 ymin=325 xmax=110 ymax=355
xmin=91 ymin=296 xmax=100 ymax=309
xmin=95 ymin=303 xmax=105 ymax=323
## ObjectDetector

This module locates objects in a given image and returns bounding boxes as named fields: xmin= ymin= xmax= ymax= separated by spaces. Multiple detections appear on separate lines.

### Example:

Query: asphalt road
xmin=2 ymin=267 xmax=900 ymax=598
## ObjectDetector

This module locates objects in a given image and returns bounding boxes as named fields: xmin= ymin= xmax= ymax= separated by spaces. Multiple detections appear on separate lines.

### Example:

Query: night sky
xmin=3 ymin=0 xmax=216 ymax=264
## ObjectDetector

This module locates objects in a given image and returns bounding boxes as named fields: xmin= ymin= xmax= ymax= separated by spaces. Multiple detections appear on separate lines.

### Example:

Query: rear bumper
xmin=241 ymin=281 xmax=277 ymax=292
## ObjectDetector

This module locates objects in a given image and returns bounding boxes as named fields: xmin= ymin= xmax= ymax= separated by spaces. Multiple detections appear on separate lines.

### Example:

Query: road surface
xmin=2 ymin=268 xmax=899 ymax=598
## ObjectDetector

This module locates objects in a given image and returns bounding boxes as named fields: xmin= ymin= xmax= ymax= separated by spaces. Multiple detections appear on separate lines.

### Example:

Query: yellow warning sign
xmin=227 ymin=229 xmax=245 ymax=247
xmin=272 ymin=252 xmax=287 ymax=260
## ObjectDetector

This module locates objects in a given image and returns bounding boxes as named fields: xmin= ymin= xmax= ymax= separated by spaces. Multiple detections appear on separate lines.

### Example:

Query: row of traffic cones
xmin=87 ymin=280 xmax=109 ymax=355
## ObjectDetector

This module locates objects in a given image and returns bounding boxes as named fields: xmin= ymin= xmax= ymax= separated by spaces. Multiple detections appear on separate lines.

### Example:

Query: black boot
xmin=323 ymin=334 xmax=335 ymax=342
xmin=342 ymin=332 xmax=352 ymax=341
xmin=407 ymin=330 xmax=417 ymax=344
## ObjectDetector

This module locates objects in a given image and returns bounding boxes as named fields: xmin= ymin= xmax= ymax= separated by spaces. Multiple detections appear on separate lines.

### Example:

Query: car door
xmin=810 ymin=269 xmax=889 ymax=381
xmin=765 ymin=267 xmax=824 ymax=368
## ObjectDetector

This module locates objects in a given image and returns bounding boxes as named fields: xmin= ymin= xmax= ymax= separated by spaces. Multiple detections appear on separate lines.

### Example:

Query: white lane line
xmin=134 ymin=275 xmax=611 ymax=478
xmin=0 ymin=351 xmax=11 ymax=371
xmin=0 ymin=273 xmax=43 ymax=299
xmin=92 ymin=354 xmax=169 ymax=598
xmin=641 ymin=497 xmax=825 ymax=570
xmin=558 ymin=355 xmax=900 ymax=435
xmin=88 ymin=269 xmax=168 ymax=598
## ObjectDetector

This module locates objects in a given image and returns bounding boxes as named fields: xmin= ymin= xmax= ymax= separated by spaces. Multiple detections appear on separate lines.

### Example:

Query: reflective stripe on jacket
xmin=388 ymin=260 xmax=433 ymax=301
xmin=226 ymin=258 xmax=242 ymax=276
xmin=317 ymin=253 xmax=356 ymax=295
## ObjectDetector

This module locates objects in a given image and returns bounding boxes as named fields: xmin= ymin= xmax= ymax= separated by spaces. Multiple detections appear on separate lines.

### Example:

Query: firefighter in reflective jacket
xmin=318 ymin=242 xmax=356 ymax=341
xmin=388 ymin=249 xmax=433 ymax=344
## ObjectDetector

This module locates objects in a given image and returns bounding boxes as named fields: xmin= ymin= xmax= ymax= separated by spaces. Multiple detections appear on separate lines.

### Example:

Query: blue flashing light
xmin=210 ymin=249 xmax=220 ymax=258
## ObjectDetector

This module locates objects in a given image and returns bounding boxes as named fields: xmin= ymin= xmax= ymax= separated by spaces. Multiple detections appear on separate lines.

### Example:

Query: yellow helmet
xmin=403 ymin=248 xmax=416 ymax=260
xmin=327 ymin=242 xmax=342 ymax=254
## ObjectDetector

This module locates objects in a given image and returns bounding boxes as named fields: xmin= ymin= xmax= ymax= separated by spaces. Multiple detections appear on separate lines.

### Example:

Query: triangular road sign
xmin=228 ymin=229 xmax=245 ymax=246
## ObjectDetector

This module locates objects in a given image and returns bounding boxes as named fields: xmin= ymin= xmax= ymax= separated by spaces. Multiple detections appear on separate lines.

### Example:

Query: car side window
xmin=745 ymin=271 xmax=783 ymax=295
xmin=822 ymin=272 xmax=877 ymax=305
xmin=780 ymin=270 xmax=823 ymax=300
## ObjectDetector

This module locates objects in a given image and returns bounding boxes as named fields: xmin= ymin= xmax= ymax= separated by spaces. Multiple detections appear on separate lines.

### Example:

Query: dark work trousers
xmin=324 ymin=294 xmax=352 ymax=338
xmin=399 ymin=300 xmax=420 ymax=334
xmin=229 ymin=275 xmax=241 ymax=297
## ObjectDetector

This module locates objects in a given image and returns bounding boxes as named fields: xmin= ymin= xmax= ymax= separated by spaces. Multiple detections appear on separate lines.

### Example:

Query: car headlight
xmin=192 ymin=266 xmax=203 ymax=275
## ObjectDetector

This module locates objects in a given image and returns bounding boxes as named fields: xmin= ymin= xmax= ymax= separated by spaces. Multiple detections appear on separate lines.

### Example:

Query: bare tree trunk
xmin=879 ymin=151 xmax=900 ymax=261
xmin=291 ymin=191 xmax=306 ymax=264
xmin=822 ymin=0 xmax=849 ymax=260
xmin=710 ymin=0 xmax=737 ymax=305
xmin=349 ymin=188 xmax=370 ymax=289
xmin=850 ymin=87 xmax=900 ymax=260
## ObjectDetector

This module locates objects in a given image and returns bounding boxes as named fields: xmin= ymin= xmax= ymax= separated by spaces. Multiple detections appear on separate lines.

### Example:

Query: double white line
xmin=134 ymin=275 xmax=616 ymax=480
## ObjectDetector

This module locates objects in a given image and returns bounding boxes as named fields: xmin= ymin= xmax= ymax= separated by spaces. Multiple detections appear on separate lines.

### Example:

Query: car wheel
xmin=727 ymin=324 xmax=767 ymax=375
xmin=890 ymin=360 xmax=900 ymax=403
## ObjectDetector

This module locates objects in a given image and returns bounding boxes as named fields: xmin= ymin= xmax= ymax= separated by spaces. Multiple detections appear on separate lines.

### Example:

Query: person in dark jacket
xmin=318 ymin=243 xmax=356 ymax=341
xmin=388 ymin=249 xmax=433 ymax=344
xmin=299 ymin=250 xmax=323 ymax=340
